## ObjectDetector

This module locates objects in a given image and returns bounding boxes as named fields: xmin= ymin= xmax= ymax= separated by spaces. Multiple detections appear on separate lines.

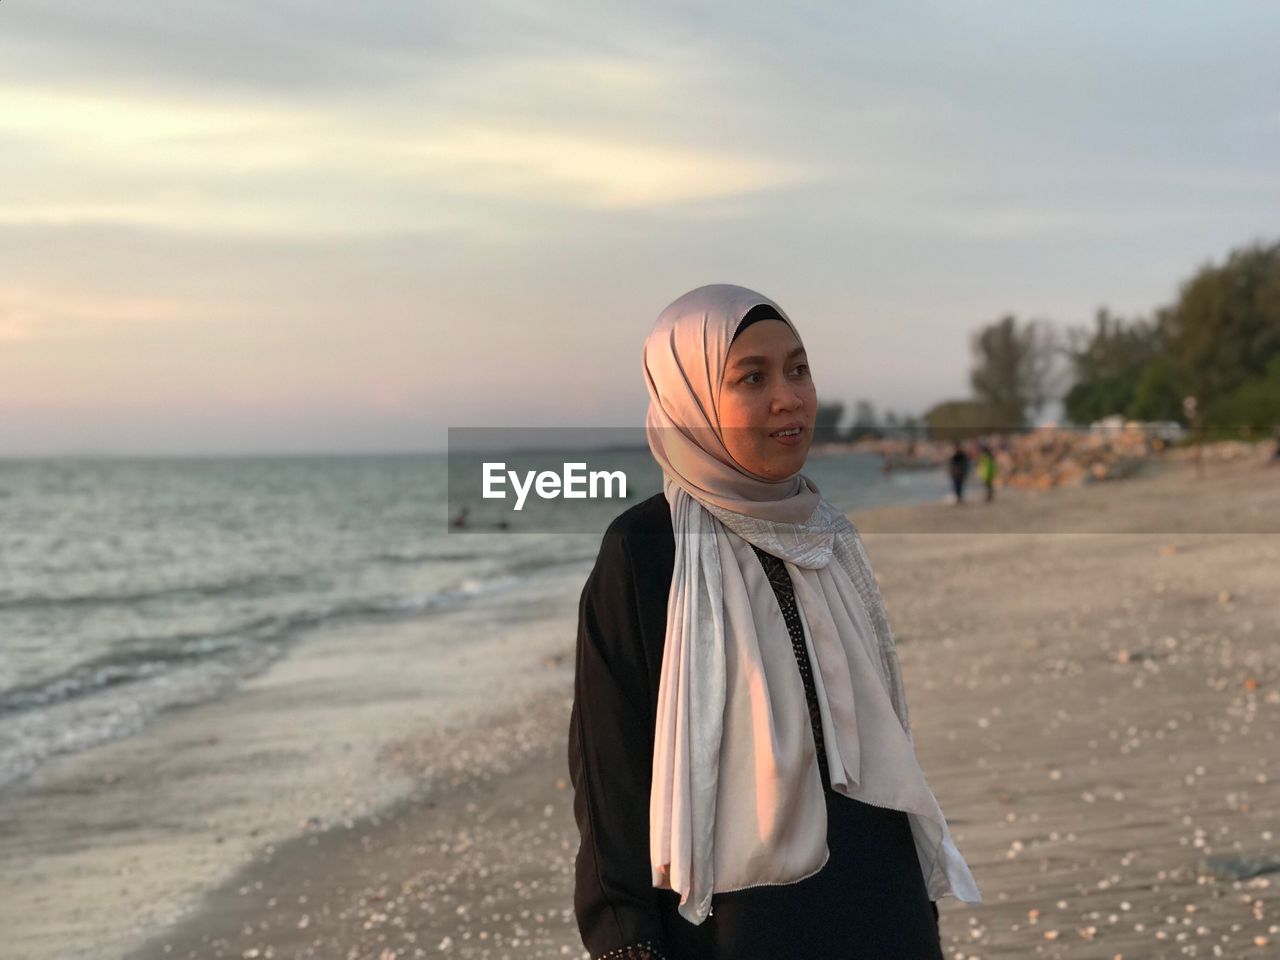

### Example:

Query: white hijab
xmin=643 ymin=284 xmax=982 ymax=925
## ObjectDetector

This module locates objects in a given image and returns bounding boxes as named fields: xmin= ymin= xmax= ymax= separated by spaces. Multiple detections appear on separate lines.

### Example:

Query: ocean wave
xmin=0 ymin=566 xmax=552 ymax=717
xmin=371 ymin=549 xmax=482 ymax=565
xmin=0 ymin=571 xmax=313 ymax=612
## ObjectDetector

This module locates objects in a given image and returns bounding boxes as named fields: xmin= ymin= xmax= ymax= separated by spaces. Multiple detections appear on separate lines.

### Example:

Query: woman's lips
xmin=770 ymin=423 xmax=805 ymax=447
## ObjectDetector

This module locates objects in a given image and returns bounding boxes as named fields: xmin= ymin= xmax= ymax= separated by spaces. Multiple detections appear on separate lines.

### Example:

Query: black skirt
xmin=657 ymin=788 xmax=944 ymax=960
xmin=569 ymin=493 xmax=945 ymax=960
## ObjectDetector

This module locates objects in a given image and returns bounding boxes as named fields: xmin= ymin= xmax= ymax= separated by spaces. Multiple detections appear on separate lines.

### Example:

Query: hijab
xmin=642 ymin=283 xmax=982 ymax=925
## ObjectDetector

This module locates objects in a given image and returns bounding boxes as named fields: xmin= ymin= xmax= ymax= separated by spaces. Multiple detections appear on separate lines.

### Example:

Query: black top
xmin=568 ymin=493 xmax=943 ymax=960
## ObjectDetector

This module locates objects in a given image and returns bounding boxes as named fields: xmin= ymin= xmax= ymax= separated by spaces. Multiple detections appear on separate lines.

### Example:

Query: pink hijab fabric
xmin=642 ymin=284 xmax=982 ymax=925
xmin=643 ymin=285 xmax=821 ymax=525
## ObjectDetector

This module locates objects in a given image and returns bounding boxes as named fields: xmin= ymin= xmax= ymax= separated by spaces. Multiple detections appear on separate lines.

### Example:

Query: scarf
xmin=643 ymin=283 xmax=982 ymax=925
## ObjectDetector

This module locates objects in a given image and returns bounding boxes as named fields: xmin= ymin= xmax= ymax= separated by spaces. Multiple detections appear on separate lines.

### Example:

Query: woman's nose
xmin=771 ymin=386 xmax=803 ymax=412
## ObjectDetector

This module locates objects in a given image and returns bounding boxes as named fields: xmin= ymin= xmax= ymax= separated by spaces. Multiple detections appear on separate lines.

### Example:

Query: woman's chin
xmin=747 ymin=450 xmax=810 ymax=480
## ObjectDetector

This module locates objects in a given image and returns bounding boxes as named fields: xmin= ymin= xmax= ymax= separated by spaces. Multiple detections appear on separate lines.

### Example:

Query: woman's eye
xmin=742 ymin=371 xmax=763 ymax=385
xmin=792 ymin=363 xmax=809 ymax=377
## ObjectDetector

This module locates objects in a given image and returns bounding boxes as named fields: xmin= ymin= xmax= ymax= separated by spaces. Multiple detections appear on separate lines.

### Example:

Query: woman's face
xmin=718 ymin=318 xmax=817 ymax=480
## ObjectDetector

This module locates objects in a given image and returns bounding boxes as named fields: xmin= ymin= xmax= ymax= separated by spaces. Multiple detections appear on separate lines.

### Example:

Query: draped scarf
xmin=642 ymin=283 xmax=982 ymax=925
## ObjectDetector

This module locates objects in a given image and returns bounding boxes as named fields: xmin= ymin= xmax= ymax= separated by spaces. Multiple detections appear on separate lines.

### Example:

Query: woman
xmin=568 ymin=284 xmax=981 ymax=960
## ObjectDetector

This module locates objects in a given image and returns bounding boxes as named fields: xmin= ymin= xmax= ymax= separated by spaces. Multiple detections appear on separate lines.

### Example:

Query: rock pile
xmin=845 ymin=426 xmax=1273 ymax=490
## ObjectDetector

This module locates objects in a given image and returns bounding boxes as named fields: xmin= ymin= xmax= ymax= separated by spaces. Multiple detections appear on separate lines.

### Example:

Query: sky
xmin=2 ymin=1 xmax=1278 ymax=455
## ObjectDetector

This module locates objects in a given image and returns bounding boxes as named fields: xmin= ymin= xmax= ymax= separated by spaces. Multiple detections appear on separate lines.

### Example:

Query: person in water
xmin=568 ymin=284 xmax=981 ymax=960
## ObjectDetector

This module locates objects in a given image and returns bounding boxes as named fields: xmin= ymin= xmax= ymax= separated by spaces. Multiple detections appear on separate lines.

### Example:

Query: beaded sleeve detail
xmin=593 ymin=940 xmax=668 ymax=960
xmin=750 ymin=543 xmax=832 ymax=790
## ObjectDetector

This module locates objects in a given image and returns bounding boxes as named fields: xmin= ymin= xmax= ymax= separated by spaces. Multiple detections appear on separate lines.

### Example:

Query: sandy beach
xmin=5 ymin=455 xmax=1279 ymax=960
xmin=0 ymin=564 xmax=593 ymax=960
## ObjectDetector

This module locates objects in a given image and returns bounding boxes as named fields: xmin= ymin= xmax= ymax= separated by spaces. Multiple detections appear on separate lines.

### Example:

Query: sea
xmin=0 ymin=450 xmax=948 ymax=792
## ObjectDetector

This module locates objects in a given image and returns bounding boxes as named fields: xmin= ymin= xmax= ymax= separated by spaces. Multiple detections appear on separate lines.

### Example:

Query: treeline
xmin=823 ymin=239 xmax=1280 ymax=442
xmin=812 ymin=399 xmax=925 ymax=445
xmin=1062 ymin=240 xmax=1280 ymax=435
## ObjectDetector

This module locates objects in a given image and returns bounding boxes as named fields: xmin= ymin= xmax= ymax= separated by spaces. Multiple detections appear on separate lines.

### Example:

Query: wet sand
xmin=0 ymin=566 xmax=592 ymax=960
xmin=11 ymin=456 xmax=1280 ymax=959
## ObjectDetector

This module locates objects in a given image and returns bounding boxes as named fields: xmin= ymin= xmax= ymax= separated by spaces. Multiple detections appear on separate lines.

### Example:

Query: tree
xmin=1205 ymin=354 xmax=1280 ymax=435
xmin=1062 ymin=307 xmax=1166 ymax=424
xmin=923 ymin=399 xmax=1001 ymax=441
xmin=812 ymin=400 xmax=845 ymax=444
xmin=850 ymin=399 xmax=879 ymax=440
xmin=1164 ymin=240 xmax=1280 ymax=424
xmin=1126 ymin=357 xmax=1184 ymax=423
xmin=969 ymin=314 xmax=1063 ymax=428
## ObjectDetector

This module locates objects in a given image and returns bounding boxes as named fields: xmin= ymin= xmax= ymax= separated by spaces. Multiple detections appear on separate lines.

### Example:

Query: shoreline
xmin=7 ymin=454 xmax=1280 ymax=959
xmin=0 ymin=563 xmax=592 ymax=960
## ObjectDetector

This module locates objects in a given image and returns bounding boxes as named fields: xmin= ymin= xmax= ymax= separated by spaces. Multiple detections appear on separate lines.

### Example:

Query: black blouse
xmin=568 ymin=493 xmax=943 ymax=960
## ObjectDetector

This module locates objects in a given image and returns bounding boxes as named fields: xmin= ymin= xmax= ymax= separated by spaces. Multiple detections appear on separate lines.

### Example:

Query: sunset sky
xmin=3 ymin=1 xmax=1277 ymax=454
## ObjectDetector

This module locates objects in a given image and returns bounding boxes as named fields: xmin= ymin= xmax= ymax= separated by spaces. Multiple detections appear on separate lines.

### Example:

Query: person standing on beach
xmin=977 ymin=443 xmax=997 ymax=503
xmin=567 ymin=284 xmax=981 ymax=960
xmin=947 ymin=442 xmax=971 ymax=504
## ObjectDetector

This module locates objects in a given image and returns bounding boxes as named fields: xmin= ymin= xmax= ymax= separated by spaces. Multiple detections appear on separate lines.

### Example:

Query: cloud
xmin=0 ymin=286 xmax=191 ymax=342
xmin=0 ymin=66 xmax=814 ymax=238
xmin=0 ymin=1 xmax=719 ymax=98
xmin=404 ymin=127 xmax=809 ymax=208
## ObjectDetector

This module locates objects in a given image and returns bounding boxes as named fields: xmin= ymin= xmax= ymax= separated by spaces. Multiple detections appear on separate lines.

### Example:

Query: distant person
xmin=977 ymin=443 xmax=997 ymax=502
xmin=947 ymin=442 xmax=971 ymax=504
xmin=450 ymin=505 xmax=469 ymax=528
